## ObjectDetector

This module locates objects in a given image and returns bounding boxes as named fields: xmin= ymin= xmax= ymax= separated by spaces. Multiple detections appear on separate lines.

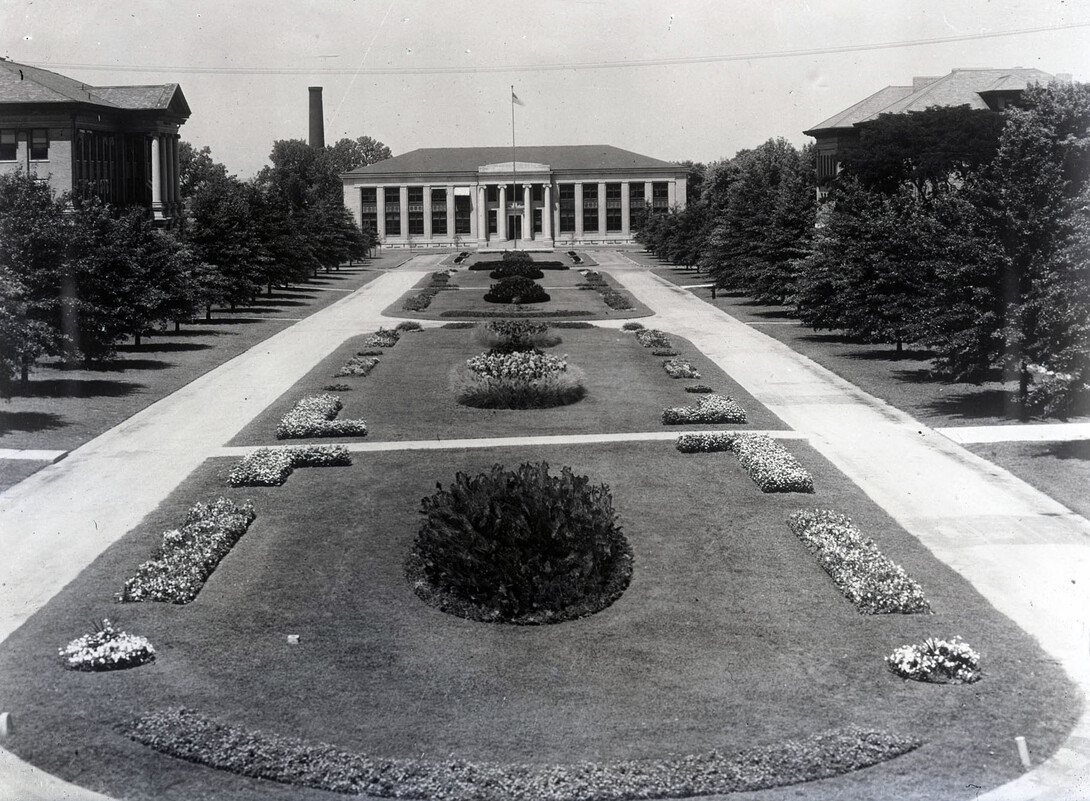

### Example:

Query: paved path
xmin=599 ymin=251 xmax=1090 ymax=800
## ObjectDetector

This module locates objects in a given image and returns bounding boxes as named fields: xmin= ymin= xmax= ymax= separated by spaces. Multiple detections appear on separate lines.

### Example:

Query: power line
xmin=20 ymin=20 xmax=1090 ymax=77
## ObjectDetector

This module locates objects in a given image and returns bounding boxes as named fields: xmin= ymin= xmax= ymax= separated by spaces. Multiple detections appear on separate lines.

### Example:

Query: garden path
xmin=599 ymin=250 xmax=1090 ymax=801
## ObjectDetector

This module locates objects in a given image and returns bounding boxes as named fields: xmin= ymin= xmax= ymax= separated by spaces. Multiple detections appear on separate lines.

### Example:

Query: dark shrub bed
xmin=484 ymin=276 xmax=551 ymax=304
xmin=441 ymin=309 xmax=586 ymax=318
xmin=470 ymin=259 xmax=569 ymax=272
xmin=408 ymin=462 xmax=632 ymax=624
xmin=127 ymin=708 xmax=921 ymax=801
xmin=490 ymin=263 xmax=545 ymax=280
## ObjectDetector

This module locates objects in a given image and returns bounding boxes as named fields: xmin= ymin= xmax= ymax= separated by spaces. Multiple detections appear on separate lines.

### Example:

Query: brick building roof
xmin=345 ymin=145 xmax=682 ymax=176
xmin=0 ymin=58 xmax=189 ymax=115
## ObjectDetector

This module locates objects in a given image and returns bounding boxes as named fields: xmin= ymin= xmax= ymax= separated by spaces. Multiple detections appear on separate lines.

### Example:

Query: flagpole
xmin=511 ymin=84 xmax=518 ymax=247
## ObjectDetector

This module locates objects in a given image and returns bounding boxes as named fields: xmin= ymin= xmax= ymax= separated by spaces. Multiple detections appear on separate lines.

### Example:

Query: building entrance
xmin=507 ymin=214 xmax=522 ymax=240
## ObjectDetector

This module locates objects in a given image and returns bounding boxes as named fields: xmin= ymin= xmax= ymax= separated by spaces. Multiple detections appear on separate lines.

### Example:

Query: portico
xmin=341 ymin=145 xmax=688 ymax=249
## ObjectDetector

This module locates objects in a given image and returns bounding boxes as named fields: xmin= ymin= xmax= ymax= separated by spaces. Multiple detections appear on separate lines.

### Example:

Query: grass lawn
xmin=966 ymin=439 xmax=1090 ymax=520
xmin=226 ymin=325 xmax=786 ymax=446
xmin=389 ymin=264 xmax=650 ymax=321
xmin=0 ymin=439 xmax=1076 ymax=801
xmin=0 ymin=256 xmax=402 ymax=492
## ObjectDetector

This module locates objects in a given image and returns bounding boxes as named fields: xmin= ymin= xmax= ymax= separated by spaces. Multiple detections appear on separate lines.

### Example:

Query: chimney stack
xmin=308 ymin=87 xmax=325 ymax=149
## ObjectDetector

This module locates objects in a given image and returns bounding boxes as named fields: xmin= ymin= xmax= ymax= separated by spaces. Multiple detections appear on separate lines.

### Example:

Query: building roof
xmin=805 ymin=67 xmax=1056 ymax=135
xmin=0 ymin=58 xmax=189 ymax=116
xmin=345 ymin=145 xmax=682 ymax=176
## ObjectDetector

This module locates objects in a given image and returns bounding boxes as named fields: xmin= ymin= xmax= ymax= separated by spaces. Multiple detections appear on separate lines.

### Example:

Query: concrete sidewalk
xmin=604 ymin=257 xmax=1090 ymax=800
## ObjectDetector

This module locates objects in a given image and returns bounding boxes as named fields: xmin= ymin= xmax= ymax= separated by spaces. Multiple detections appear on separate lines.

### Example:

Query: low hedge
xmin=439 ymin=309 xmax=588 ymax=318
xmin=490 ymin=263 xmax=545 ymax=280
xmin=621 ymin=321 xmax=645 ymax=331
xmin=127 ymin=708 xmax=921 ymax=800
xmin=470 ymin=260 xmax=569 ymax=271
xmin=789 ymin=509 xmax=931 ymax=614
xmin=685 ymin=384 xmax=714 ymax=393
xmin=663 ymin=395 xmax=747 ymax=425
xmin=728 ymin=433 xmax=813 ymax=492
xmin=275 ymin=394 xmax=368 ymax=439
xmin=227 ymin=445 xmax=352 ymax=487
xmin=119 ymin=498 xmax=256 ymax=604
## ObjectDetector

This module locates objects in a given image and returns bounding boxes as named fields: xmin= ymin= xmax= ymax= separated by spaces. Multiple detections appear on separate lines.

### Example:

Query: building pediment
xmin=478 ymin=161 xmax=551 ymax=174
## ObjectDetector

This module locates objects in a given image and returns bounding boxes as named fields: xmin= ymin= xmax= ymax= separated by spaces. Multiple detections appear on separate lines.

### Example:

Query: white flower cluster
xmin=729 ymin=433 xmax=813 ymax=492
xmin=662 ymin=359 xmax=701 ymax=379
xmin=664 ymin=395 xmax=748 ymax=426
xmin=228 ymin=445 xmax=352 ymax=487
xmin=334 ymin=355 xmax=379 ymax=377
xmin=360 ymin=328 xmax=401 ymax=348
xmin=466 ymin=350 xmax=567 ymax=382
xmin=120 ymin=498 xmax=256 ymax=604
xmin=275 ymin=394 xmax=368 ymax=439
xmin=675 ymin=432 xmax=735 ymax=452
xmin=887 ymin=637 xmax=981 ymax=683
xmin=60 ymin=619 xmax=155 ymax=671
xmin=635 ymin=329 xmax=671 ymax=349
xmin=789 ymin=509 xmax=931 ymax=615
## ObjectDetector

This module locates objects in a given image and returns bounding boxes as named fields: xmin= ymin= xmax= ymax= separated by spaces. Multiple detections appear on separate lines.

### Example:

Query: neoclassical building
xmin=0 ymin=58 xmax=190 ymax=222
xmin=340 ymin=145 xmax=688 ymax=249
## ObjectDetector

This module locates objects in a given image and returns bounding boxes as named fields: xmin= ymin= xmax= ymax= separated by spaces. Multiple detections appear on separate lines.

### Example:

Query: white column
xmin=376 ymin=186 xmax=386 ymax=239
xmin=675 ymin=176 xmax=688 ymax=210
xmin=522 ymin=184 xmax=532 ymax=240
xmin=667 ymin=180 xmax=677 ymax=208
xmin=474 ymin=185 xmax=484 ymax=242
xmin=498 ymin=184 xmax=507 ymax=240
xmin=446 ymin=185 xmax=455 ymax=240
xmin=399 ymin=185 xmax=408 ymax=241
xmin=621 ymin=181 xmax=631 ymax=235
xmin=423 ymin=184 xmax=433 ymax=240
xmin=542 ymin=183 xmax=553 ymax=240
xmin=150 ymin=134 xmax=163 ymax=219
xmin=597 ymin=182 xmax=607 ymax=234
xmin=574 ymin=183 xmax=584 ymax=238
xmin=644 ymin=183 xmax=653 ymax=206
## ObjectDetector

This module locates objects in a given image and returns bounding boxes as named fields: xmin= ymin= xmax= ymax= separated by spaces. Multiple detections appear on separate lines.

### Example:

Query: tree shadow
xmin=0 ymin=410 xmax=66 ymax=434
xmin=117 ymin=342 xmax=213 ymax=354
xmin=922 ymin=389 xmax=1017 ymax=420
xmin=244 ymin=298 xmax=312 ymax=308
xmin=188 ymin=317 xmax=261 ymax=326
xmin=11 ymin=379 xmax=143 ymax=398
xmin=1039 ymin=441 xmax=1090 ymax=461
xmin=49 ymin=359 xmax=171 ymax=373
xmin=797 ymin=332 xmax=863 ymax=345
xmin=843 ymin=348 xmax=935 ymax=362
xmin=747 ymin=308 xmax=796 ymax=320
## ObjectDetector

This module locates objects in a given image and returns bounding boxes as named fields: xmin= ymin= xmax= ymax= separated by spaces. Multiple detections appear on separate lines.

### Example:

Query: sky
xmin=1 ymin=0 xmax=1087 ymax=179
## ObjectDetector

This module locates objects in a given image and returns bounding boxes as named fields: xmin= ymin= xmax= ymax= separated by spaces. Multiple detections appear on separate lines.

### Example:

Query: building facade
xmin=804 ymin=67 xmax=1061 ymax=199
xmin=0 ymin=58 xmax=190 ymax=221
xmin=341 ymin=145 xmax=688 ymax=249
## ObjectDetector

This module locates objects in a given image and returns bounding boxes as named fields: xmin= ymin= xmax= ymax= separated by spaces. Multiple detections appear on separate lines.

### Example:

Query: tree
xmin=327 ymin=136 xmax=392 ymax=174
xmin=179 ymin=141 xmax=228 ymax=199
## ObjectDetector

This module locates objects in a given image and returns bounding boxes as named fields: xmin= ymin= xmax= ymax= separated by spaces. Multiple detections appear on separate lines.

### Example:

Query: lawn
xmin=226 ymin=325 xmax=786 ymax=446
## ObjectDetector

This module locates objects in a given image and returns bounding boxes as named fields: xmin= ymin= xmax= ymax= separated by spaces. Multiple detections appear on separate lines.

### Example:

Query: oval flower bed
xmin=455 ymin=349 xmax=585 ymax=409
xmin=60 ymin=619 xmax=155 ymax=672
xmin=887 ymin=637 xmax=982 ymax=683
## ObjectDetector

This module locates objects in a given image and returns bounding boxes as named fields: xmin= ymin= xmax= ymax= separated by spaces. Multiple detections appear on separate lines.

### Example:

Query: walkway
xmin=598 ymin=251 xmax=1090 ymax=800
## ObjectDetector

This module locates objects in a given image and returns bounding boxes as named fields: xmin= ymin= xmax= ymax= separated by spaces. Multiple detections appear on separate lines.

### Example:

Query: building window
xmin=582 ymin=183 xmax=599 ymax=233
xmin=558 ymin=183 xmax=575 ymax=233
xmin=431 ymin=187 xmax=447 ymax=235
xmin=488 ymin=209 xmax=498 ymax=235
xmin=30 ymin=129 xmax=48 ymax=161
xmin=360 ymin=187 xmax=378 ymax=232
xmin=454 ymin=195 xmax=472 ymax=235
xmin=533 ymin=208 xmax=542 ymax=234
xmin=532 ymin=184 xmax=543 ymax=203
xmin=0 ymin=130 xmax=16 ymax=161
xmin=629 ymin=182 xmax=644 ymax=203
xmin=606 ymin=183 xmax=622 ymax=232
xmin=385 ymin=191 xmax=401 ymax=236
xmin=487 ymin=185 xmax=497 ymax=203
xmin=407 ymin=186 xmax=424 ymax=236
xmin=652 ymin=181 xmax=669 ymax=209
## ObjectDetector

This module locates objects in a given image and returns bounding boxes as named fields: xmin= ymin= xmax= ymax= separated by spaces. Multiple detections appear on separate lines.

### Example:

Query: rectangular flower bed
xmin=675 ymin=432 xmax=736 ymax=452
xmin=663 ymin=394 xmax=747 ymax=425
xmin=120 ymin=498 xmax=256 ymax=604
xmin=728 ymin=433 xmax=813 ymax=493
xmin=635 ymin=329 xmax=671 ymax=349
xmin=335 ymin=355 xmax=379 ymax=377
xmin=275 ymin=394 xmax=368 ymax=439
xmin=662 ymin=358 xmax=701 ymax=379
xmin=228 ymin=445 xmax=352 ymax=487
xmin=788 ymin=509 xmax=931 ymax=614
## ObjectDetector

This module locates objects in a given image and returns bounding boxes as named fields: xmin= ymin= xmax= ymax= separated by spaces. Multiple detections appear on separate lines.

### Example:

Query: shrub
xmin=635 ymin=328 xmax=671 ymax=348
xmin=730 ymin=433 xmax=813 ymax=492
xmin=401 ymin=288 xmax=440 ymax=311
xmin=120 ymin=498 xmax=256 ymax=604
xmin=685 ymin=384 xmax=714 ymax=393
xmin=408 ymin=462 xmax=632 ymax=624
xmin=600 ymin=289 xmax=634 ymax=310
xmin=484 ymin=276 xmax=550 ymax=304
xmin=480 ymin=319 xmax=559 ymax=351
xmin=788 ymin=509 xmax=931 ymax=614
xmin=663 ymin=394 xmax=747 ymax=425
xmin=887 ymin=637 xmax=981 ymax=683
xmin=361 ymin=328 xmax=400 ymax=348
xmin=275 ymin=394 xmax=368 ymax=439
xmin=456 ymin=350 xmax=585 ymax=408
xmin=552 ymin=321 xmax=595 ymax=329
xmin=442 ymin=321 xmax=477 ymax=329
xmin=621 ymin=321 xmax=645 ymax=331
xmin=396 ymin=320 xmax=423 ymax=331
xmin=227 ymin=445 xmax=352 ymax=487
xmin=323 ymin=383 xmax=352 ymax=392
xmin=59 ymin=619 xmax=155 ymax=671
xmin=490 ymin=262 xmax=544 ymax=280
xmin=502 ymin=250 xmax=534 ymax=266
xmin=663 ymin=358 xmax=700 ymax=379
xmin=651 ymin=349 xmax=677 ymax=357
xmin=675 ymin=432 xmax=736 ymax=452
xmin=334 ymin=355 xmax=378 ymax=377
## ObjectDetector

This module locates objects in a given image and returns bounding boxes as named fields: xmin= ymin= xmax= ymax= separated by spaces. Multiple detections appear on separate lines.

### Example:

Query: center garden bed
xmin=0 ymin=440 xmax=1076 ymax=801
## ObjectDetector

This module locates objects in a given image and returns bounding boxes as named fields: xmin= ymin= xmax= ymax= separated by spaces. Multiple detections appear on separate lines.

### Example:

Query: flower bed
xmin=401 ymin=273 xmax=452 ymax=312
xmin=457 ymin=350 xmax=584 ymax=409
xmin=467 ymin=350 xmax=567 ymax=381
xmin=59 ymin=619 xmax=155 ymax=671
xmin=635 ymin=328 xmax=671 ymax=349
xmin=334 ymin=355 xmax=379 ymax=377
xmin=484 ymin=276 xmax=550 ymax=304
xmin=227 ymin=445 xmax=352 ymax=487
xmin=788 ymin=509 xmax=931 ymax=614
xmin=887 ymin=637 xmax=982 ymax=683
xmin=360 ymin=328 xmax=401 ymax=348
xmin=481 ymin=319 xmax=559 ymax=351
xmin=663 ymin=394 xmax=748 ymax=425
xmin=675 ymin=431 xmax=736 ymax=453
xmin=120 ymin=498 xmax=256 ymax=604
xmin=662 ymin=358 xmax=701 ymax=379
xmin=275 ymin=394 xmax=368 ymax=439
xmin=127 ymin=708 xmax=920 ymax=800
xmin=730 ymin=433 xmax=813 ymax=492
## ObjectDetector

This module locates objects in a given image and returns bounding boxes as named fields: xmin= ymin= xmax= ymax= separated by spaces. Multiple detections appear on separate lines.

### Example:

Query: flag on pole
xmin=511 ymin=90 xmax=525 ymax=106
